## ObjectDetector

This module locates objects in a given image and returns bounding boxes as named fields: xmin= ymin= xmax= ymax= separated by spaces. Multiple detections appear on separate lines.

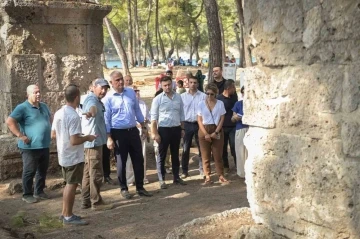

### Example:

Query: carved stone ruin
xmin=0 ymin=0 xmax=111 ymax=179
xmin=243 ymin=0 xmax=360 ymax=238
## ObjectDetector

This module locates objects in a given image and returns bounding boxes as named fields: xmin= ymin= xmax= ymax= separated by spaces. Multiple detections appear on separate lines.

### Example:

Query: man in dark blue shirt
xmin=231 ymin=86 xmax=249 ymax=178
xmin=217 ymin=79 xmax=238 ymax=173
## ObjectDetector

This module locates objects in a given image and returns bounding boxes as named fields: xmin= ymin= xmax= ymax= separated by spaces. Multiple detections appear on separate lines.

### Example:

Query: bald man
xmin=6 ymin=85 xmax=52 ymax=204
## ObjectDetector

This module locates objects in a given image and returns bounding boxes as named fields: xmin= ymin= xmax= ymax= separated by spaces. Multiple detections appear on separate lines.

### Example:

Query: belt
xmin=185 ymin=121 xmax=198 ymax=124
xmin=111 ymin=127 xmax=137 ymax=131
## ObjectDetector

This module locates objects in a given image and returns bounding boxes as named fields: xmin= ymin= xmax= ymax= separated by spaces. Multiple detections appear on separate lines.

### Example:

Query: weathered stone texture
xmin=0 ymin=0 xmax=110 ymax=179
xmin=243 ymin=0 xmax=360 ymax=238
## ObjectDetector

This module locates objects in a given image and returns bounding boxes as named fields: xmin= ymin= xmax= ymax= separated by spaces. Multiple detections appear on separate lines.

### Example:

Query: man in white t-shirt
xmin=51 ymin=84 xmax=96 ymax=226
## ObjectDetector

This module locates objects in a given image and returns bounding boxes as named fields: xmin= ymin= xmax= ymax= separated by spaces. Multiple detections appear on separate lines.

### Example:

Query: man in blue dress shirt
xmin=103 ymin=71 xmax=152 ymax=199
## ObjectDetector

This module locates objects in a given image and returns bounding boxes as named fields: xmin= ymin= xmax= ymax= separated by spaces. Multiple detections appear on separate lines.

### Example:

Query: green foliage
xmin=102 ymin=0 xmax=240 ymax=57
xmin=11 ymin=211 xmax=26 ymax=228
xmin=37 ymin=214 xmax=63 ymax=232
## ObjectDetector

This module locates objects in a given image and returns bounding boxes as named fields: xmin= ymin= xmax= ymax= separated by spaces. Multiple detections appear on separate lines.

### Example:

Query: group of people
xmin=6 ymin=66 xmax=248 ymax=226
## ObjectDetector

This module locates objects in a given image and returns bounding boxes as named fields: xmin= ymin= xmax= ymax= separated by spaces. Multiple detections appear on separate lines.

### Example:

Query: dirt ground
xmin=0 ymin=66 xmax=250 ymax=239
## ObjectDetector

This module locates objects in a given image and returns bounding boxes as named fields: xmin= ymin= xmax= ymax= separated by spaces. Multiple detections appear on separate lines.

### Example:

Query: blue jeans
xmin=21 ymin=148 xmax=49 ymax=196
xmin=222 ymin=127 xmax=236 ymax=168
xmin=181 ymin=122 xmax=203 ymax=174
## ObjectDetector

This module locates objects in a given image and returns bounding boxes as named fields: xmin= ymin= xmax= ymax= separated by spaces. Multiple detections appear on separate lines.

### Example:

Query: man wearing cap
xmin=81 ymin=78 xmax=113 ymax=210
xmin=104 ymin=71 xmax=152 ymax=199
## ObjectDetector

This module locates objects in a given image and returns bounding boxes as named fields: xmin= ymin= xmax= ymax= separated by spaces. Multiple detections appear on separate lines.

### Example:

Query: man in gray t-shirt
xmin=81 ymin=79 xmax=113 ymax=211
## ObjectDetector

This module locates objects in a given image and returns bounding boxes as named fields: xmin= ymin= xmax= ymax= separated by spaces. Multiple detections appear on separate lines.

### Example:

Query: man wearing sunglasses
xmin=103 ymin=71 xmax=152 ymax=199
xmin=81 ymin=78 xmax=113 ymax=211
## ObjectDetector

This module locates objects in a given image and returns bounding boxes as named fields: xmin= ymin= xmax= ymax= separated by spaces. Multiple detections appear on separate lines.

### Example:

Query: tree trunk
xmin=143 ymin=0 xmax=153 ymax=67
xmin=158 ymin=30 xmax=166 ymax=62
xmin=147 ymin=36 xmax=154 ymax=61
xmin=191 ymin=20 xmax=201 ymax=63
xmin=234 ymin=0 xmax=251 ymax=67
xmin=127 ymin=0 xmax=135 ymax=68
xmin=155 ymin=0 xmax=160 ymax=61
xmin=204 ymin=0 xmax=222 ymax=82
xmin=134 ymin=0 xmax=141 ymax=66
xmin=165 ymin=29 xmax=175 ymax=60
xmin=218 ymin=13 xmax=226 ymax=62
xmin=104 ymin=17 xmax=130 ymax=76
xmin=101 ymin=52 xmax=107 ymax=70
xmin=234 ymin=23 xmax=242 ymax=67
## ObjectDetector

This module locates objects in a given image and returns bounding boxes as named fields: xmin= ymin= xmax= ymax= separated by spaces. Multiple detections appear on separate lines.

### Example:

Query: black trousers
xmin=181 ymin=122 xmax=202 ymax=174
xmin=222 ymin=127 xmax=237 ymax=168
xmin=111 ymin=128 xmax=144 ymax=191
xmin=102 ymin=144 xmax=112 ymax=178
xmin=158 ymin=126 xmax=181 ymax=181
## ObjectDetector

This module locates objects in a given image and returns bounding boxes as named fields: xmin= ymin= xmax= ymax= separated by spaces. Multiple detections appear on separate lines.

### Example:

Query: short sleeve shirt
xmin=52 ymin=105 xmax=84 ymax=167
xmin=9 ymin=101 xmax=51 ymax=149
xmin=232 ymin=100 xmax=249 ymax=130
xmin=197 ymin=100 xmax=226 ymax=125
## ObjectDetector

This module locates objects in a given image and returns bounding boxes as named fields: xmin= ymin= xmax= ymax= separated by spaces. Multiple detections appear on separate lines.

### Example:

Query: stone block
xmin=302 ymin=6 xmax=322 ymax=48
xmin=6 ymin=179 xmax=22 ymax=195
xmin=233 ymin=225 xmax=287 ymax=239
xmin=41 ymin=92 xmax=65 ymax=114
xmin=10 ymin=54 xmax=42 ymax=94
xmin=341 ymin=121 xmax=360 ymax=158
xmin=42 ymin=53 xmax=61 ymax=92
xmin=244 ymin=128 xmax=360 ymax=238
xmin=87 ymin=24 xmax=104 ymax=54
xmin=342 ymin=64 xmax=360 ymax=113
xmin=67 ymin=25 xmax=87 ymax=54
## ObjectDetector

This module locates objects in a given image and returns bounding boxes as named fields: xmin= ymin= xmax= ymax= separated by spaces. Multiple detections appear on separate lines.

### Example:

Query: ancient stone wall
xmin=0 ymin=0 xmax=111 ymax=180
xmin=243 ymin=0 xmax=360 ymax=238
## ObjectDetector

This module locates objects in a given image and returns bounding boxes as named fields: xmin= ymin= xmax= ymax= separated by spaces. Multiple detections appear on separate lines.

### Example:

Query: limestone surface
xmin=243 ymin=0 xmax=360 ymax=238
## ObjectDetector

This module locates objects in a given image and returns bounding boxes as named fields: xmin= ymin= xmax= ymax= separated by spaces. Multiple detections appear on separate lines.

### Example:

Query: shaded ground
xmin=0 ymin=66 xmax=249 ymax=239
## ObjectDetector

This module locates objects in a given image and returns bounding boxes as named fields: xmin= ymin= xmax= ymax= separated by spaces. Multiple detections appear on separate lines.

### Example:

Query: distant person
xmin=6 ymin=85 xmax=52 ymax=204
xmin=151 ymin=76 xmax=186 ymax=189
xmin=165 ymin=70 xmax=177 ymax=91
xmin=197 ymin=58 xmax=202 ymax=67
xmin=180 ymin=77 xmax=206 ymax=178
xmin=124 ymin=75 xmax=133 ymax=88
xmin=176 ymin=80 xmax=186 ymax=94
xmin=230 ymin=55 xmax=236 ymax=63
xmin=217 ymin=80 xmax=237 ymax=174
xmin=81 ymin=79 xmax=113 ymax=211
xmin=103 ymin=71 xmax=152 ymax=199
xmin=225 ymin=56 xmax=230 ymax=62
xmin=195 ymin=69 xmax=205 ymax=92
xmin=231 ymin=86 xmax=249 ymax=178
xmin=52 ymin=84 xmax=96 ymax=225
xmin=212 ymin=66 xmax=238 ymax=101
xmin=204 ymin=60 xmax=209 ymax=68
xmin=183 ymin=71 xmax=193 ymax=89
xmin=197 ymin=83 xmax=228 ymax=184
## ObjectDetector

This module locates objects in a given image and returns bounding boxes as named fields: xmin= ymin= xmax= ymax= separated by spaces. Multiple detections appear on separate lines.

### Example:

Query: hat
xmin=166 ymin=70 xmax=173 ymax=74
xmin=94 ymin=78 xmax=110 ymax=88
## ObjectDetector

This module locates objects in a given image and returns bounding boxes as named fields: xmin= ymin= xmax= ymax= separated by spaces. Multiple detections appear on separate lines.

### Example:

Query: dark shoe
xmin=159 ymin=181 xmax=168 ymax=189
xmin=22 ymin=195 xmax=38 ymax=204
xmin=81 ymin=202 xmax=91 ymax=209
xmin=63 ymin=215 xmax=88 ymax=225
xmin=120 ymin=190 xmax=133 ymax=199
xmin=59 ymin=214 xmax=82 ymax=221
xmin=91 ymin=201 xmax=114 ymax=211
xmin=104 ymin=177 xmax=114 ymax=184
xmin=34 ymin=192 xmax=50 ymax=200
xmin=180 ymin=173 xmax=189 ymax=179
xmin=173 ymin=178 xmax=187 ymax=185
xmin=137 ymin=189 xmax=153 ymax=197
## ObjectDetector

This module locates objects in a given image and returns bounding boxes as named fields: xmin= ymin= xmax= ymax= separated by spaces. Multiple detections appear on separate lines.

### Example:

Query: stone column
xmin=243 ymin=0 xmax=360 ymax=238
xmin=0 ymin=0 xmax=111 ymax=179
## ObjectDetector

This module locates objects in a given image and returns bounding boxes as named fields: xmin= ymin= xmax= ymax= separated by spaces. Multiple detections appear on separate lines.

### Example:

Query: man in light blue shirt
xmin=81 ymin=78 xmax=113 ymax=211
xmin=103 ymin=71 xmax=152 ymax=199
xmin=151 ymin=76 xmax=186 ymax=189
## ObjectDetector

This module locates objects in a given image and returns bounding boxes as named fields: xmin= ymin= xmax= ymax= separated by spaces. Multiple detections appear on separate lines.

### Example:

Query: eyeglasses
xmin=134 ymin=90 xmax=140 ymax=92
xmin=205 ymin=92 xmax=215 ymax=96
